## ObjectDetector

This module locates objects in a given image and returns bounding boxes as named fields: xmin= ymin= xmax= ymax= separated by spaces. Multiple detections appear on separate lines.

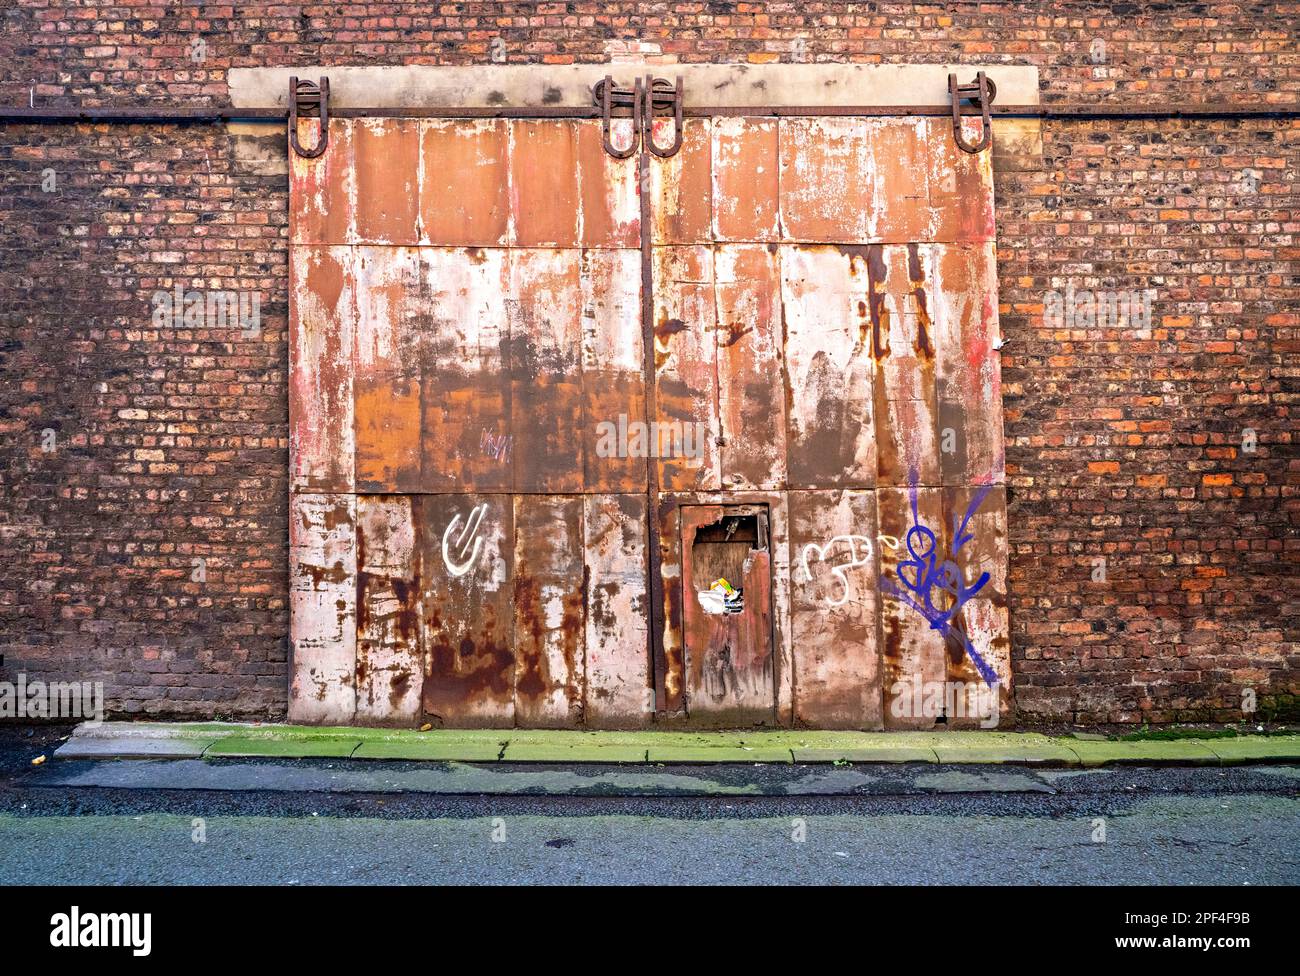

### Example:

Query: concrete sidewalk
xmin=47 ymin=722 xmax=1300 ymax=767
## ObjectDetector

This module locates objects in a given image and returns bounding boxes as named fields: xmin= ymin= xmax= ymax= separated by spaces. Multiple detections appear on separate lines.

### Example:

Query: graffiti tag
xmin=879 ymin=475 xmax=999 ymax=687
xmin=442 ymin=503 xmax=488 ymax=578
xmin=798 ymin=535 xmax=874 ymax=607
xmin=480 ymin=430 xmax=511 ymax=464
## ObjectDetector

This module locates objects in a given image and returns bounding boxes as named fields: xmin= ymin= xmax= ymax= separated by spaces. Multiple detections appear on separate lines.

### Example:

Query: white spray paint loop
xmin=798 ymin=535 xmax=874 ymax=607
xmin=442 ymin=503 xmax=487 ymax=578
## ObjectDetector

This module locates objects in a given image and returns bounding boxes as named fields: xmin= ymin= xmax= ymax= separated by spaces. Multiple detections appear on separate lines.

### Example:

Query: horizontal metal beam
xmin=1 ymin=104 xmax=1296 ymax=124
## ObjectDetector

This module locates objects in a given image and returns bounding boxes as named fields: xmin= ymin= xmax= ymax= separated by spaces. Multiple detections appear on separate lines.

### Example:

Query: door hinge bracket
xmin=593 ymin=74 xmax=685 ymax=159
xmin=948 ymin=71 xmax=996 ymax=154
xmin=289 ymin=75 xmax=330 ymax=159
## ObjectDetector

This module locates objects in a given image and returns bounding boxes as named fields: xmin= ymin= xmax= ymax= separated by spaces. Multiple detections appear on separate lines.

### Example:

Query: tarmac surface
xmin=2 ymin=726 xmax=1296 ymax=884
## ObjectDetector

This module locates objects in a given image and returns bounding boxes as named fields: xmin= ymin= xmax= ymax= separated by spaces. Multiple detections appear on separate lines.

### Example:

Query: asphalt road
xmin=1 ymin=726 xmax=1296 ymax=885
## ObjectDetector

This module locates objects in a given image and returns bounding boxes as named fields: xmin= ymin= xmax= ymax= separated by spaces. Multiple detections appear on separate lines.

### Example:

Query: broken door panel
xmin=932 ymin=243 xmax=1005 ymax=485
xmin=679 ymin=505 xmax=776 ymax=726
xmin=941 ymin=484 xmax=1011 ymax=727
xmin=353 ymin=247 xmax=423 ymax=492
xmin=513 ymin=495 xmax=585 ymax=727
xmin=509 ymin=120 xmax=581 ymax=247
xmin=351 ymin=118 xmax=421 ymax=245
xmin=877 ymin=485 xmax=949 ymax=730
xmin=418 ymin=247 xmax=512 ymax=492
xmin=715 ymin=244 xmax=786 ymax=489
xmin=650 ymin=119 xmax=712 ymax=245
xmin=868 ymin=244 xmax=940 ymax=487
xmin=583 ymin=493 xmax=651 ymax=727
xmin=789 ymin=489 xmax=883 ymax=729
xmin=290 ymin=246 xmax=355 ymax=493
xmin=712 ymin=118 xmax=780 ymax=242
xmin=289 ymin=493 xmax=357 ymax=725
xmin=419 ymin=119 xmax=510 ymax=246
xmin=652 ymin=246 xmax=721 ymax=491
xmin=780 ymin=246 xmax=876 ymax=488
xmin=420 ymin=494 xmax=515 ymax=727
xmin=289 ymin=118 xmax=354 ymax=246
xmin=581 ymin=248 xmax=645 ymax=492
xmin=507 ymin=249 xmax=584 ymax=493
xmin=575 ymin=120 xmax=641 ymax=247
xmin=355 ymin=495 xmax=423 ymax=725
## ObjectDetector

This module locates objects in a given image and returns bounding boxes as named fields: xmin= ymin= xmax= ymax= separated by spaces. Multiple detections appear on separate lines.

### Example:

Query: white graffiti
xmin=442 ymin=503 xmax=488 ymax=577
xmin=798 ymin=535 xmax=874 ymax=607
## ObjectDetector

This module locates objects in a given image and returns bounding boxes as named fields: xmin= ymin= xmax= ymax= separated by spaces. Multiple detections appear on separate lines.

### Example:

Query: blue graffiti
xmin=879 ymin=473 xmax=999 ymax=688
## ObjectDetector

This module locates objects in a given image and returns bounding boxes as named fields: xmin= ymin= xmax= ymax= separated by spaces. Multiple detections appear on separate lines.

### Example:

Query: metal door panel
xmin=513 ymin=495 xmax=585 ymax=727
xmin=289 ymin=246 xmax=355 ymax=493
xmin=715 ymin=244 xmax=787 ymax=490
xmin=419 ymin=493 xmax=515 ymax=727
xmin=789 ymin=489 xmax=883 ymax=729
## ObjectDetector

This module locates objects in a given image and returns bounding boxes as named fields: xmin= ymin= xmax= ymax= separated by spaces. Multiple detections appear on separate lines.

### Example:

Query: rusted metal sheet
xmin=507 ymin=250 xmax=584 ymax=492
xmin=925 ymin=117 xmax=997 ymax=243
xmin=932 ymin=242 xmax=1005 ymax=485
xmin=420 ymin=119 xmax=510 ymax=246
xmin=711 ymin=118 xmax=780 ymax=242
xmin=289 ymin=118 xmax=353 ymax=245
xmin=678 ymin=504 xmax=776 ymax=726
xmin=575 ymin=120 xmax=641 ymax=247
xmin=288 ymin=112 xmax=1007 ymax=733
xmin=779 ymin=118 xmax=872 ymax=242
xmin=652 ymin=246 xmax=720 ymax=491
xmin=868 ymin=243 xmax=941 ymax=487
xmin=715 ymin=244 xmax=786 ymax=490
xmin=877 ymin=485 xmax=948 ymax=730
xmin=942 ymin=484 xmax=1011 ymax=727
xmin=655 ymin=498 xmax=685 ymax=715
xmin=789 ymin=489 xmax=883 ymax=729
xmin=289 ymin=246 xmax=354 ymax=493
xmin=779 ymin=117 xmax=986 ymax=245
xmin=355 ymin=494 xmax=423 ymax=725
xmin=581 ymin=248 xmax=645 ymax=492
xmin=582 ymin=493 xmax=652 ymax=727
xmin=352 ymin=246 xmax=424 ymax=492
xmin=289 ymin=492 xmax=357 ymax=725
xmin=351 ymin=118 xmax=420 ymax=244
xmin=780 ymin=246 xmax=877 ymax=487
xmin=513 ymin=495 xmax=585 ymax=727
xmin=509 ymin=120 xmax=581 ymax=246
xmin=420 ymin=493 xmax=515 ymax=727
xmin=417 ymin=247 xmax=512 ymax=492
xmin=650 ymin=119 xmax=712 ymax=244
xmin=864 ymin=118 xmax=931 ymax=243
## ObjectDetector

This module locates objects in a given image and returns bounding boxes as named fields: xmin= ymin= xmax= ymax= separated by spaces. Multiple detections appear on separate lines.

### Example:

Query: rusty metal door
xmin=679 ymin=505 xmax=774 ymax=726
xmin=288 ymin=87 xmax=1009 ymax=731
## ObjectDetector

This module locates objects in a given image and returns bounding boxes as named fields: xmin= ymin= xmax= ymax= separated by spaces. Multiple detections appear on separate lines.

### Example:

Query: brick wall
xmin=0 ymin=2 xmax=1295 ymax=723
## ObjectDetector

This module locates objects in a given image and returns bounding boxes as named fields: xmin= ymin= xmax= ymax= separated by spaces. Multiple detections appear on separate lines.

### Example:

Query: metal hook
xmin=596 ymin=74 xmax=641 ymax=159
xmin=643 ymin=75 xmax=684 ymax=158
xmin=948 ymin=71 xmax=995 ymax=154
xmin=289 ymin=76 xmax=330 ymax=159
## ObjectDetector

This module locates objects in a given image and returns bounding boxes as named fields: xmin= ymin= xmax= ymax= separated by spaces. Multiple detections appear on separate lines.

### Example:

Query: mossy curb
xmin=56 ymin=722 xmax=1300 ymax=767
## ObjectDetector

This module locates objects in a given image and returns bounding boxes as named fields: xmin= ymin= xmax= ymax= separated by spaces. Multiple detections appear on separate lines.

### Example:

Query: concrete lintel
xmin=228 ymin=62 xmax=1040 ymax=111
